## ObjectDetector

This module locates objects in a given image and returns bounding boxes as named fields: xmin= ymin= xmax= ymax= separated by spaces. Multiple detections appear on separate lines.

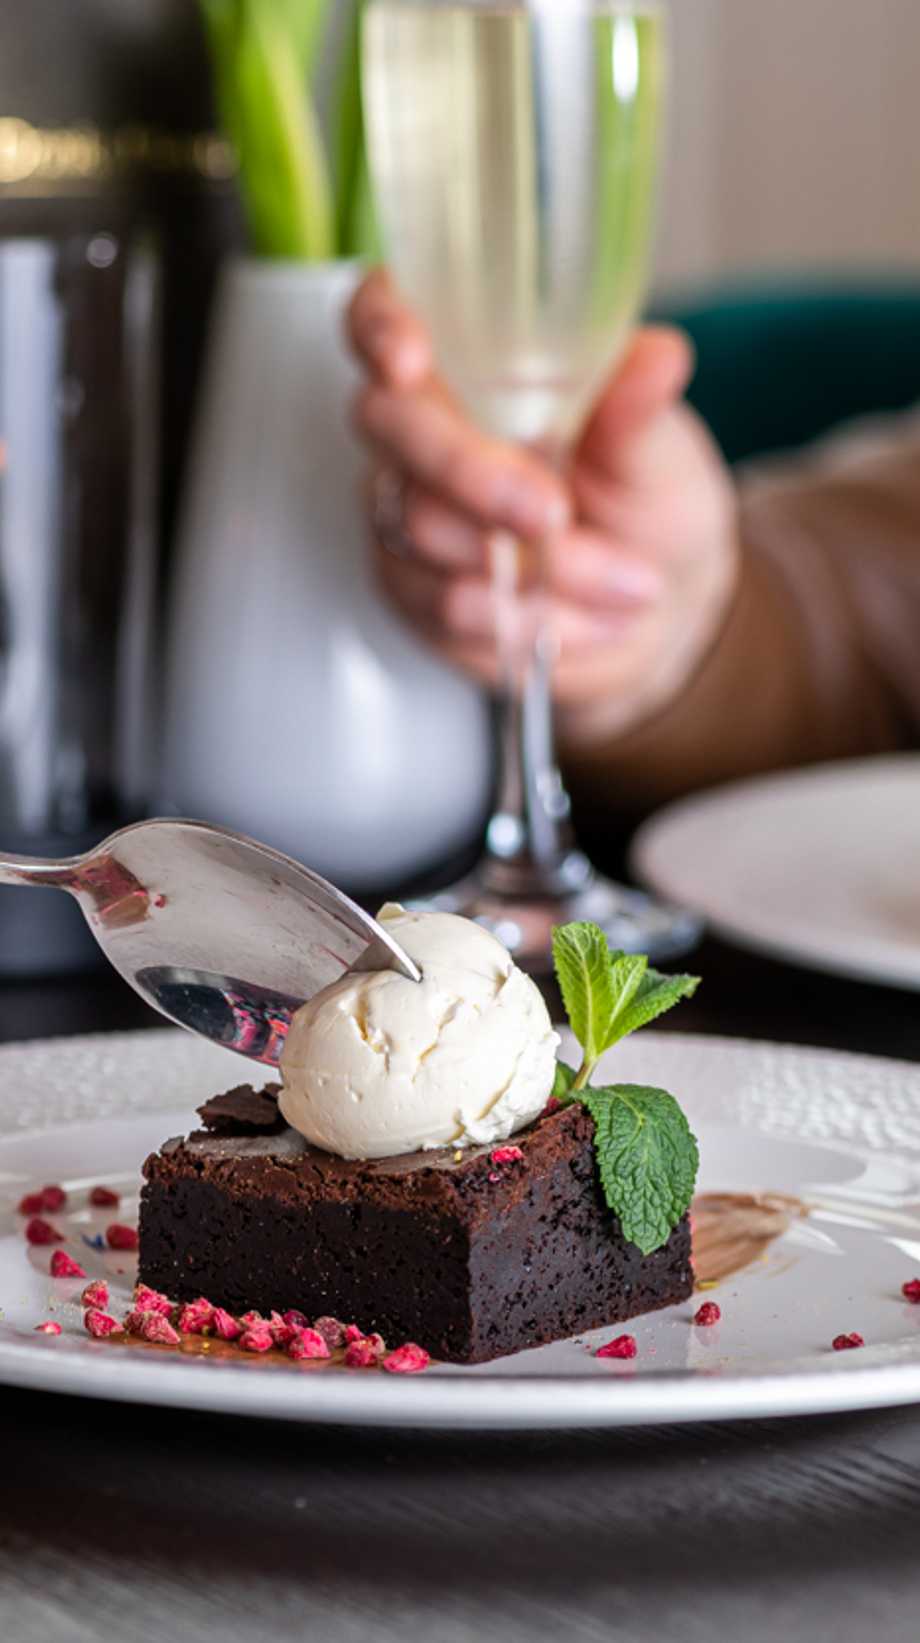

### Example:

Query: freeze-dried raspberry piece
xmin=90 ymin=1185 xmax=121 ymax=1208
xmin=489 ymin=1146 xmax=524 ymax=1165
xmin=81 ymin=1279 xmax=109 ymax=1309
xmin=137 ymin=1312 xmax=181 ymax=1346
xmin=105 ymin=1223 xmax=138 ymax=1251
xmin=288 ymin=1329 xmax=331 ymax=1362
xmin=84 ymin=1309 xmax=121 ymax=1338
xmin=240 ymin=1310 xmax=266 ymax=1329
xmin=177 ymin=1298 xmax=215 ymax=1335
xmin=34 ymin=1320 xmax=62 ymax=1335
xmin=382 ymin=1343 xmax=430 ymax=1375
xmin=282 ymin=1309 xmax=310 ymax=1332
xmin=312 ymin=1316 xmax=346 ymax=1349
xmin=25 ymin=1217 xmax=64 ymax=1246
xmin=240 ymin=1324 xmax=274 ymax=1353
xmin=902 ymin=1278 xmax=920 ymax=1304
xmin=595 ymin=1334 xmax=638 ymax=1360
xmin=694 ymin=1302 xmax=722 ymax=1327
xmin=49 ymin=1250 xmax=86 ymax=1279
xmin=40 ymin=1184 xmax=67 ymax=1213
xmin=268 ymin=1310 xmax=297 ymax=1347
xmin=212 ymin=1308 xmax=242 ymax=1341
xmin=344 ymin=1338 xmax=380 ymax=1368
xmin=343 ymin=1323 xmax=364 ymax=1345
xmin=17 ymin=1192 xmax=44 ymax=1216
xmin=134 ymin=1284 xmax=174 ymax=1318
xmin=832 ymin=1332 xmax=865 ymax=1351
xmin=344 ymin=1333 xmax=385 ymax=1368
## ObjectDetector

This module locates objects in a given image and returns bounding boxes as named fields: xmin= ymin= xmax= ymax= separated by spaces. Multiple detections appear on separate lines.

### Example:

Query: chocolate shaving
xmin=197 ymin=1084 xmax=284 ymax=1136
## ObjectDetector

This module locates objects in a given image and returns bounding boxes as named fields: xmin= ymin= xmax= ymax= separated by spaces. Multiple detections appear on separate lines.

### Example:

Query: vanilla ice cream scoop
xmin=278 ymin=904 xmax=560 ymax=1160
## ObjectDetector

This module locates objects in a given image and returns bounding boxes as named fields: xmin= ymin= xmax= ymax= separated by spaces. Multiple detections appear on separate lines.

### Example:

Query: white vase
xmin=160 ymin=259 xmax=491 ymax=888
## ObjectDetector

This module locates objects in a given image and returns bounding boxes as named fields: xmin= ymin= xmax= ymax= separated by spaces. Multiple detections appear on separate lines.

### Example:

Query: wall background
xmin=657 ymin=0 xmax=920 ymax=292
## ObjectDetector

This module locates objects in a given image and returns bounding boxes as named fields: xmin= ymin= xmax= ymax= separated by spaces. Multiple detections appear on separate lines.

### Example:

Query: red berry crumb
xmin=49 ymin=1250 xmax=86 ymax=1279
xmin=343 ymin=1323 xmax=364 ymax=1345
xmin=25 ymin=1217 xmax=64 ymax=1246
xmin=268 ymin=1310 xmax=298 ymax=1347
xmin=177 ymin=1299 xmax=215 ymax=1336
xmin=136 ymin=1311 xmax=181 ymax=1346
xmin=282 ymin=1309 xmax=310 ymax=1332
xmin=212 ymin=1308 xmax=242 ymax=1341
xmin=17 ymin=1191 xmax=44 ymax=1215
xmin=105 ymin=1223 xmax=138 ymax=1251
xmin=490 ymin=1146 xmax=524 ymax=1165
xmin=89 ymin=1185 xmax=121 ymax=1208
xmin=344 ymin=1337 xmax=380 ymax=1368
xmin=134 ymin=1284 xmax=174 ymax=1318
xmin=288 ymin=1328 xmax=331 ymax=1362
xmin=832 ymin=1332 xmax=865 ymax=1351
xmin=313 ymin=1316 xmax=346 ymax=1349
xmin=40 ymin=1184 xmax=67 ymax=1213
xmin=81 ymin=1279 xmax=109 ymax=1309
xmin=240 ymin=1310 xmax=266 ymax=1329
xmin=595 ymin=1334 xmax=638 ymax=1360
xmin=382 ymin=1343 xmax=431 ymax=1375
xmin=694 ymin=1302 xmax=722 ymax=1327
xmin=902 ymin=1279 xmax=920 ymax=1304
xmin=239 ymin=1324 xmax=274 ymax=1354
xmin=84 ymin=1309 xmax=121 ymax=1339
xmin=34 ymin=1320 xmax=62 ymax=1336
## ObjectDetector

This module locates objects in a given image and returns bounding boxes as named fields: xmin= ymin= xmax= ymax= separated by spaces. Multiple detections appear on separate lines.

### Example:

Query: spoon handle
xmin=0 ymin=852 xmax=77 ymax=888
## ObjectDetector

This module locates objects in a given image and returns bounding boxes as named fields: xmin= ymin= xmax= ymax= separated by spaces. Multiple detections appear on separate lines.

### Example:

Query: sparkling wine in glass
xmin=363 ymin=0 xmax=699 ymax=965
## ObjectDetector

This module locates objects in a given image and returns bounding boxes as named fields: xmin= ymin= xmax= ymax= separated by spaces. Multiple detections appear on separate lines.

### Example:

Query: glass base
xmin=410 ymin=854 xmax=702 ymax=971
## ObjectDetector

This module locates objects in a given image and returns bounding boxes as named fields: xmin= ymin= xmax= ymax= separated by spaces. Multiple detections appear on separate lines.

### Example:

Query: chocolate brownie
xmin=138 ymin=1085 xmax=693 ymax=1364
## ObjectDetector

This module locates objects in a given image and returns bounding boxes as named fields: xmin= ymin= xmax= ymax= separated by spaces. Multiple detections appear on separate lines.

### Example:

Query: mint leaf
xmin=552 ymin=1061 xmax=578 ymax=1103
xmin=615 ymin=966 xmax=700 ymax=1042
xmin=580 ymin=1084 xmax=699 ymax=1255
xmin=551 ymin=923 xmax=617 ymax=1069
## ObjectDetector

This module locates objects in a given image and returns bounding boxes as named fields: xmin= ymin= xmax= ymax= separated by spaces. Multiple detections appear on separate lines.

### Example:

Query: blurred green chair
xmin=652 ymin=280 xmax=920 ymax=466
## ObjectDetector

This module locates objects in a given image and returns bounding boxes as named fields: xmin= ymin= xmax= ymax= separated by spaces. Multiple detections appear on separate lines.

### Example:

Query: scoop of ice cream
xmin=278 ymin=904 xmax=559 ymax=1160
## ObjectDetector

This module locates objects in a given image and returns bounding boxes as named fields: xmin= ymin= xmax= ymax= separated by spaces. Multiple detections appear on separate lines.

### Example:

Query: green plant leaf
xmin=551 ymin=923 xmax=617 ymax=1071
xmin=615 ymin=967 xmax=700 ymax=1041
xmin=200 ymin=0 xmax=334 ymax=259
xmin=551 ymin=1061 xmax=578 ymax=1103
xmin=581 ymin=1084 xmax=699 ymax=1255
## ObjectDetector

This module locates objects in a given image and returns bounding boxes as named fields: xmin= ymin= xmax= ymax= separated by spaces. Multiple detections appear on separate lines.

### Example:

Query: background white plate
xmin=632 ymin=754 xmax=920 ymax=990
xmin=1 ymin=1026 xmax=919 ymax=1429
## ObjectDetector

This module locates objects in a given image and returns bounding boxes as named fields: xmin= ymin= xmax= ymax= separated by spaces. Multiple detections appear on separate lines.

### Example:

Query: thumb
xmin=574 ymin=325 xmax=695 ymax=490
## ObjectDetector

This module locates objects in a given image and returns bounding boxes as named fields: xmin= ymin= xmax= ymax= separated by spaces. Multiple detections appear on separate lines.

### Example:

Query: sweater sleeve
xmin=560 ymin=424 xmax=920 ymax=824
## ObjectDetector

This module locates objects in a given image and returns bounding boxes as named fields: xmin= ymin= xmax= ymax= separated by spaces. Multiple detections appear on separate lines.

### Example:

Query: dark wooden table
xmin=2 ymin=938 xmax=920 ymax=1643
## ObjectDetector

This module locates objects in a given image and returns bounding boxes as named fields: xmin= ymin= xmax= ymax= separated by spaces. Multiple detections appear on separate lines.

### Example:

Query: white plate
xmin=1 ymin=1026 xmax=920 ymax=1429
xmin=632 ymin=754 xmax=920 ymax=990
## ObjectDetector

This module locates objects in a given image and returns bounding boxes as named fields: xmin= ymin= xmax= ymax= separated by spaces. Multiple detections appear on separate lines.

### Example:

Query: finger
xmin=575 ymin=325 xmax=695 ymax=489
xmin=402 ymin=483 xmax=487 ymax=569
xmin=346 ymin=267 xmax=433 ymax=388
xmin=542 ymin=528 xmax=664 ymax=610
xmin=357 ymin=384 xmax=570 ymax=539
xmin=374 ymin=542 xmax=634 ymax=652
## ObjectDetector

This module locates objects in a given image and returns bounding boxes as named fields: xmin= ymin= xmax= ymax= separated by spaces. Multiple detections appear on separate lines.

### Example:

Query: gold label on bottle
xmin=0 ymin=118 xmax=235 ymax=193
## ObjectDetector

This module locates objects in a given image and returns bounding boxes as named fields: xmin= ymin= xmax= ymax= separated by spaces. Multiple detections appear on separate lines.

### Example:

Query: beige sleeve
xmin=560 ymin=423 xmax=920 ymax=825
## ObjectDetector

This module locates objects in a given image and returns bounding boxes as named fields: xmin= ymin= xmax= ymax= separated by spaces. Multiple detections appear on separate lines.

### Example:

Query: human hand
xmin=347 ymin=269 xmax=738 ymax=751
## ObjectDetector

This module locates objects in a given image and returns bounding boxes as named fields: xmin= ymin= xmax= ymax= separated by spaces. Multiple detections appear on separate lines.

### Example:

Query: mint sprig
xmin=551 ymin=923 xmax=700 ymax=1255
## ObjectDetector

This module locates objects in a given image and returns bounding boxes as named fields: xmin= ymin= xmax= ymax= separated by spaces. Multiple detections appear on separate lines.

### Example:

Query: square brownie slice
xmin=138 ymin=1084 xmax=693 ymax=1364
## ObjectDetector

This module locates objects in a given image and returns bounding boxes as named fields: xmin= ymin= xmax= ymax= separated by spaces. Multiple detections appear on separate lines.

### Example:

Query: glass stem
xmin=480 ymin=500 xmax=589 ymax=902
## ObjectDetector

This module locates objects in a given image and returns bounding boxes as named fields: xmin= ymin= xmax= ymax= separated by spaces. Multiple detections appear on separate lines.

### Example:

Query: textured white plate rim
xmin=630 ymin=754 xmax=920 ymax=991
xmin=2 ymin=1025 xmax=920 ymax=1430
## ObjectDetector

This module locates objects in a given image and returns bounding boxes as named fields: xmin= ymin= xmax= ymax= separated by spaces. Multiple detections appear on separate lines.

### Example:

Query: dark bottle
xmin=0 ymin=0 xmax=240 ymax=973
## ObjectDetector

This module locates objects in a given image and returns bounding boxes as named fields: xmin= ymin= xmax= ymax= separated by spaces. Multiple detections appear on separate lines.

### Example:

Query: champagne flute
xmin=362 ymin=0 xmax=699 ymax=965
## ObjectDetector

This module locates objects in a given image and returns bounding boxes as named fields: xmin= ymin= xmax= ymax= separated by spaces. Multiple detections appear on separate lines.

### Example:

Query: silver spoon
xmin=0 ymin=818 xmax=421 ymax=1065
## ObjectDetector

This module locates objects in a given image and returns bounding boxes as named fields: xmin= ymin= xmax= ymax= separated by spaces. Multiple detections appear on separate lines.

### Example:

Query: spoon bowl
xmin=0 ymin=819 xmax=421 ymax=1065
